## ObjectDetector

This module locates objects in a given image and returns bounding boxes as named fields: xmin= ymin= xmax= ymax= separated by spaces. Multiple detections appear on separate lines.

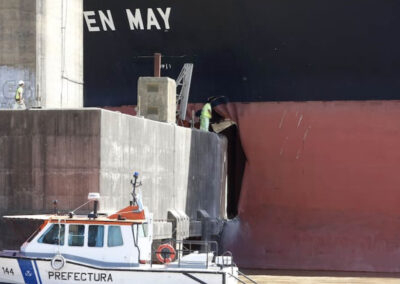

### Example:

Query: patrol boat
xmin=0 ymin=173 xmax=239 ymax=284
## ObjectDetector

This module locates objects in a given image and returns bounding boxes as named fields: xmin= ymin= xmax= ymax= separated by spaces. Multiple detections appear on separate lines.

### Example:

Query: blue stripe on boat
xmin=17 ymin=259 xmax=38 ymax=284
xmin=34 ymin=260 xmax=42 ymax=284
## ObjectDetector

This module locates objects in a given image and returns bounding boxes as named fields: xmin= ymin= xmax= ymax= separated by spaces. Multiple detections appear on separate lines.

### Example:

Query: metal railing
xmin=237 ymin=270 xmax=257 ymax=284
xmin=152 ymin=240 xmax=219 ymax=268
xmin=227 ymin=273 xmax=247 ymax=284
xmin=175 ymin=240 xmax=218 ymax=268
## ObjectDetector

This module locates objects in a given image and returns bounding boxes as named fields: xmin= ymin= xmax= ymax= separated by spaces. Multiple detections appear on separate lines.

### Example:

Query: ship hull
xmin=83 ymin=0 xmax=400 ymax=273
xmin=218 ymin=100 xmax=400 ymax=272
xmin=84 ymin=0 xmax=400 ymax=106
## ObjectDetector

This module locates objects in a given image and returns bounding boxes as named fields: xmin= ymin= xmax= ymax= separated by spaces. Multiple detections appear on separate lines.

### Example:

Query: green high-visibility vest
xmin=201 ymin=103 xmax=212 ymax=119
xmin=15 ymin=86 xmax=23 ymax=102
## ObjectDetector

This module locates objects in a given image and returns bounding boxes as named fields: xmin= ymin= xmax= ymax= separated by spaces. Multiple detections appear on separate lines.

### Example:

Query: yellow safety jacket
xmin=201 ymin=103 xmax=212 ymax=119
xmin=15 ymin=86 xmax=23 ymax=102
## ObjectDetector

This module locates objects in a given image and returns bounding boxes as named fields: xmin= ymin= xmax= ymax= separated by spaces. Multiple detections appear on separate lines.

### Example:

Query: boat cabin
xmin=0 ymin=175 xmax=241 ymax=284
xmin=20 ymin=203 xmax=153 ymax=267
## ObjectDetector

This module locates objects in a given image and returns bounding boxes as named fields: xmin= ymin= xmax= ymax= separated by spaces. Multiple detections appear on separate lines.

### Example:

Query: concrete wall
xmin=37 ymin=0 xmax=83 ymax=108
xmin=0 ymin=109 xmax=101 ymax=214
xmin=0 ymin=109 xmax=227 ymax=248
xmin=0 ymin=0 xmax=36 ymax=109
xmin=100 ymin=110 xmax=227 ymax=220
xmin=0 ymin=109 xmax=99 ymax=249
xmin=0 ymin=0 xmax=83 ymax=109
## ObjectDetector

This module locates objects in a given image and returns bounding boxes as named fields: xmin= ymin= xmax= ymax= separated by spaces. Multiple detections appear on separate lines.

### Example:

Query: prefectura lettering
xmin=48 ymin=271 xmax=113 ymax=282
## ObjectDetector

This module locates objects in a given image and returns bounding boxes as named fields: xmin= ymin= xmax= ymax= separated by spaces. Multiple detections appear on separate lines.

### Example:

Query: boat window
xmin=138 ymin=223 xmax=148 ymax=238
xmin=26 ymin=227 xmax=42 ymax=243
xmin=88 ymin=225 xmax=104 ymax=247
xmin=68 ymin=225 xmax=85 ymax=246
xmin=108 ymin=226 xmax=123 ymax=247
xmin=38 ymin=224 xmax=65 ymax=245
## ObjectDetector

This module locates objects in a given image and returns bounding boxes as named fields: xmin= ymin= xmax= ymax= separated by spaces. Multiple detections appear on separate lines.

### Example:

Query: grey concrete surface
xmin=0 ymin=109 xmax=101 ymax=214
xmin=137 ymin=77 xmax=176 ymax=123
xmin=37 ymin=0 xmax=83 ymax=108
xmin=0 ymin=0 xmax=83 ymax=109
xmin=99 ymin=109 xmax=227 ymax=220
xmin=0 ymin=0 xmax=36 ymax=109
xmin=0 ymin=108 xmax=227 ymax=248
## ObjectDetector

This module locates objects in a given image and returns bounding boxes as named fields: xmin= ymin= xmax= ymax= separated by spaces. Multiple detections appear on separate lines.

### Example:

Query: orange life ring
xmin=156 ymin=244 xmax=176 ymax=263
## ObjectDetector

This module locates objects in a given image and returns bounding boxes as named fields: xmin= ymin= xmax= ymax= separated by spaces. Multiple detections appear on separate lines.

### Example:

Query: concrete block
xmin=197 ymin=209 xmax=223 ymax=240
xmin=189 ymin=221 xmax=202 ymax=237
xmin=98 ymin=109 xmax=228 ymax=222
xmin=153 ymin=221 xmax=172 ymax=240
xmin=137 ymin=77 xmax=176 ymax=123
xmin=0 ymin=108 xmax=228 ymax=249
xmin=168 ymin=209 xmax=190 ymax=241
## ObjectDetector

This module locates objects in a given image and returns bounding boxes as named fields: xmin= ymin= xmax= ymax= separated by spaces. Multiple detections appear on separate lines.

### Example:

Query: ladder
xmin=176 ymin=63 xmax=193 ymax=121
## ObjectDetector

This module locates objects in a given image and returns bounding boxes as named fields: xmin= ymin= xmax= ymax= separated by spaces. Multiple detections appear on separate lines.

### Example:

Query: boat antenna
xmin=130 ymin=172 xmax=142 ymax=206
xmin=53 ymin=200 xmax=59 ymax=215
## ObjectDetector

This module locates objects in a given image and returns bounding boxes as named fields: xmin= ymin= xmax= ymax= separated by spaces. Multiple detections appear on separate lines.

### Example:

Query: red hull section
xmin=220 ymin=101 xmax=400 ymax=272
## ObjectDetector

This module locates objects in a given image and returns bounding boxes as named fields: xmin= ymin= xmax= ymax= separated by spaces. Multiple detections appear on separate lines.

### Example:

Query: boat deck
xmin=0 ymin=250 xmax=232 ymax=273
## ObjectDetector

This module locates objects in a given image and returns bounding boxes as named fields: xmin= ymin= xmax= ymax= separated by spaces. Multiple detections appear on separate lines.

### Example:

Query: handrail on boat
xmin=226 ymin=272 xmax=247 ymax=284
xmin=237 ymin=270 xmax=258 ymax=284
xmin=175 ymin=240 xmax=219 ymax=269
xmin=150 ymin=239 xmax=239 ymax=276
xmin=220 ymin=251 xmax=234 ymax=273
xmin=151 ymin=239 xmax=224 ymax=268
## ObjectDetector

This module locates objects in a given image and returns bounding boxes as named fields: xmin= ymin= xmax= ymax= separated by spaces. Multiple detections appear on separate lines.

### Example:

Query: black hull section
xmin=84 ymin=0 xmax=400 ymax=106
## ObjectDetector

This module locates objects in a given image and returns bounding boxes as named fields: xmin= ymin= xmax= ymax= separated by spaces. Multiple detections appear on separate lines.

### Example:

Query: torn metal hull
xmin=218 ymin=100 xmax=400 ymax=272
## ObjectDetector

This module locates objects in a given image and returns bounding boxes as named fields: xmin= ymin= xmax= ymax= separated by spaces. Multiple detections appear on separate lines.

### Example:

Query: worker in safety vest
xmin=200 ymin=97 xmax=215 ymax=131
xmin=14 ymin=80 xmax=26 ymax=110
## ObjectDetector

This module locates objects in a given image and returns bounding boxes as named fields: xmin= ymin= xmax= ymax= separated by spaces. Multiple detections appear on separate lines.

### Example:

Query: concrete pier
xmin=0 ymin=108 xmax=227 ymax=249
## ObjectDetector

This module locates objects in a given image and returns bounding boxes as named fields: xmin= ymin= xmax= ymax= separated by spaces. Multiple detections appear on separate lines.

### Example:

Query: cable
xmin=61 ymin=76 xmax=84 ymax=85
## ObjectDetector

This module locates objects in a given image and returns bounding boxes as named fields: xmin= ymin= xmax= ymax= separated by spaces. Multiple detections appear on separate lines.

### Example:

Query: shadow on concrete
xmin=184 ymin=129 xmax=224 ymax=220
xmin=184 ymin=122 xmax=246 ymax=222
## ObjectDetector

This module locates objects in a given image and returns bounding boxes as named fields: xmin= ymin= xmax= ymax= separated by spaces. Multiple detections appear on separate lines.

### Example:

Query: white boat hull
xmin=0 ymin=256 xmax=238 ymax=284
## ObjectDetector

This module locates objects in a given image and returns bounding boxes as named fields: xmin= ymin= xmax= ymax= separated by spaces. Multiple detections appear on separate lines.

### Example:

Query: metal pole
xmin=154 ymin=53 xmax=161 ymax=77
xmin=191 ymin=110 xmax=195 ymax=128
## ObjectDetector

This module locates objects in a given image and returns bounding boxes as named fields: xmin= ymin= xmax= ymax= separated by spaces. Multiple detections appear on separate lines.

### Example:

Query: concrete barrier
xmin=0 ymin=108 xmax=227 ymax=248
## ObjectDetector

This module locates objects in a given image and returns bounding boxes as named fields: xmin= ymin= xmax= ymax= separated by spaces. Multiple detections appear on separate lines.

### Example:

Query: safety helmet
xmin=207 ymin=96 xmax=216 ymax=103
xmin=18 ymin=80 xmax=24 ymax=86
